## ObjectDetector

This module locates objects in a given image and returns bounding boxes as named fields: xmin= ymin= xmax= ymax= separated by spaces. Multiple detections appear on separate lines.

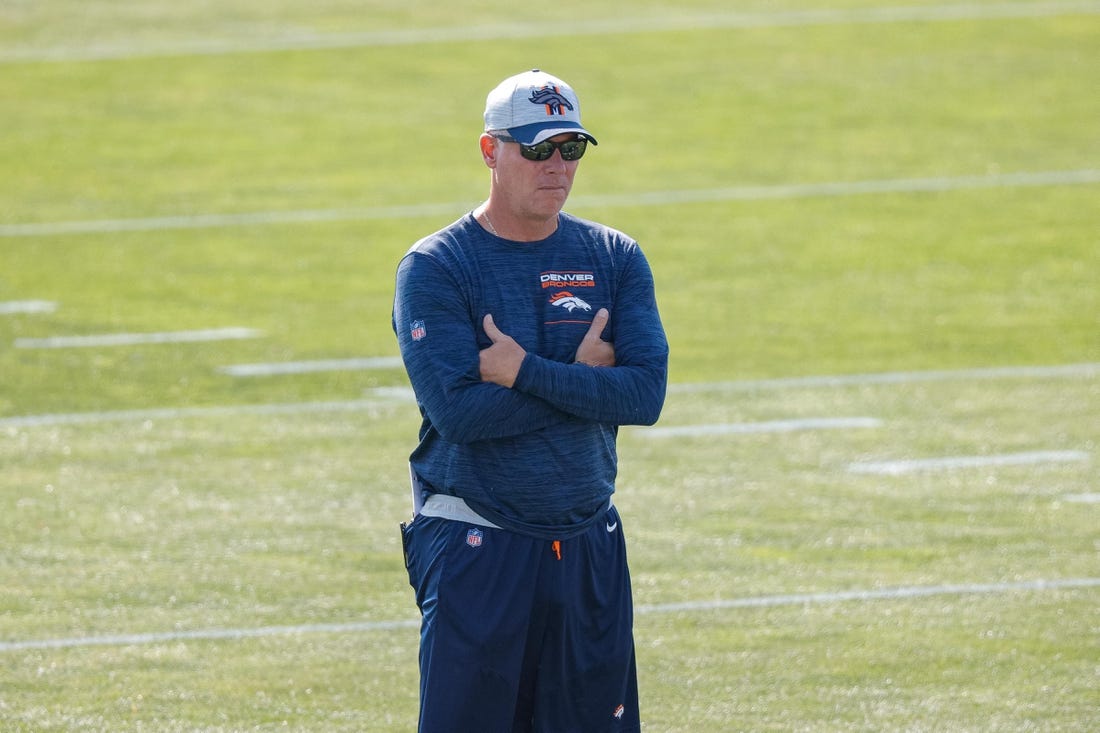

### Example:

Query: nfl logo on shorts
xmin=410 ymin=320 xmax=427 ymax=341
xmin=466 ymin=528 xmax=484 ymax=548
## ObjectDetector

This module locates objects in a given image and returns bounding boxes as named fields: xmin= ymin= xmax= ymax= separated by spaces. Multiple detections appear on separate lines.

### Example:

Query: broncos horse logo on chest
xmin=529 ymin=85 xmax=575 ymax=116
xmin=549 ymin=291 xmax=592 ymax=313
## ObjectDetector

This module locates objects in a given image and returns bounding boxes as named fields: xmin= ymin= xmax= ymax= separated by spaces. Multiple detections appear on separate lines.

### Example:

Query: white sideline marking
xmin=368 ymin=386 xmax=416 ymax=401
xmin=1061 ymin=493 xmax=1100 ymax=503
xmin=219 ymin=356 xmax=404 ymax=377
xmin=641 ymin=417 xmax=881 ymax=438
xmin=0 ymin=620 xmax=420 ymax=653
xmin=669 ymin=362 xmax=1100 ymax=393
xmin=635 ymin=577 xmax=1100 ymax=615
xmin=0 ymin=300 xmax=57 ymax=315
xmin=3 ymin=1 xmax=1098 ymax=63
xmin=849 ymin=450 xmax=1090 ymax=475
xmin=0 ymin=396 xmax=410 ymax=429
xmin=14 ymin=327 xmax=262 ymax=349
xmin=2 ymin=169 xmax=1097 ymax=237
xmin=1 ymin=362 xmax=1096 ymax=429
xmin=577 ymin=169 xmax=1100 ymax=208
xmin=0 ymin=203 xmax=467 ymax=237
xmin=2 ymin=577 xmax=1096 ymax=653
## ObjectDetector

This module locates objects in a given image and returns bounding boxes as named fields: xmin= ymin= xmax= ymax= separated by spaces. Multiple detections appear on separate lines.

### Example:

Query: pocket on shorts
xmin=400 ymin=519 xmax=416 ymax=584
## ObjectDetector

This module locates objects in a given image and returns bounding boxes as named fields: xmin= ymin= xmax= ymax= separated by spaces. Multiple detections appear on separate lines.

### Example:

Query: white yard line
xmin=669 ymin=362 xmax=1100 ymax=393
xmin=0 ymin=300 xmax=57 ymax=315
xmin=14 ymin=327 xmax=262 ymax=349
xmin=576 ymin=169 xmax=1100 ymax=208
xmin=0 ymin=397 xmax=410 ymax=429
xmin=849 ymin=450 xmax=1090 ymax=475
xmin=1062 ymin=493 xmax=1100 ymax=503
xmin=0 ymin=203 xmax=467 ymax=237
xmin=219 ymin=356 xmax=404 ymax=377
xmin=3 ymin=1 xmax=1099 ymax=63
xmin=3 ymin=169 xmax=1098 ymax=237
xmin=2 ymin=577 xmax=1095 ymax=653
xmin=0 ymin=620 xmax=420 ymax=653
xmin=641 ymin=417 xmax=882 ymax=438
xmin=635 ymin=577 xmax=1100 ymax=615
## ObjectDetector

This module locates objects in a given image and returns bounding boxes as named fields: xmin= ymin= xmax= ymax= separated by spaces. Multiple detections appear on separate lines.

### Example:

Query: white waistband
xmin=419 ymin=494 xmax=501 ymax=528
xmin=418 ymin=494 xmax=614 ymax=530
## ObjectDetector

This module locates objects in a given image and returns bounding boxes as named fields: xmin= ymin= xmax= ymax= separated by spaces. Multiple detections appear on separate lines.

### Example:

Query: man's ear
xmin=479 ymin=133 xmax=498 ymax=168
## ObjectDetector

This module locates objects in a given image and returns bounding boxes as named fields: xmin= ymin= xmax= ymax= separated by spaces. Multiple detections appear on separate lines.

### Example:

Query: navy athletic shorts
xmin=401 ymin=503 xmax=639 ymax=732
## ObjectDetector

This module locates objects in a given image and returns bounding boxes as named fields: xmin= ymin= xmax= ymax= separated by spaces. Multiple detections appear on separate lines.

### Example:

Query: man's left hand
xmin=575 ymin=308 xmax=615 ymax=367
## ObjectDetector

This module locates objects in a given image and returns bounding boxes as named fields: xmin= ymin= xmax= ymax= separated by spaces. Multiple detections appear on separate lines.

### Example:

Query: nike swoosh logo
xmin=606 ymin=522 xmax=618 ymax=533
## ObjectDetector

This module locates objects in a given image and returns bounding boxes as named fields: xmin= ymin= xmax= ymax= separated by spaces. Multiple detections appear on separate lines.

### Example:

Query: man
xmin=393 ymin=69 xmax=668 ymax=732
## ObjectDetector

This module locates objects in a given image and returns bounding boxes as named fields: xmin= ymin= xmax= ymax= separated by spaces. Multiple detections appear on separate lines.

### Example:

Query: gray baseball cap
xmin=483 ymin=69 xmax=598 ymax=146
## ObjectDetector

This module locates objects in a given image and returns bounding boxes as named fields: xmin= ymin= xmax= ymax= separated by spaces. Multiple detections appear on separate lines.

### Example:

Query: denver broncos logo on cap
xmin=529 ymin=85 xmax=574 ymax=116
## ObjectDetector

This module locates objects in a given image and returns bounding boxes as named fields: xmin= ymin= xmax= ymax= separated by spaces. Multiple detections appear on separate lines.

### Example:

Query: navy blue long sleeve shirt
xmin=392 ymin=212 xmax=668 ymax=538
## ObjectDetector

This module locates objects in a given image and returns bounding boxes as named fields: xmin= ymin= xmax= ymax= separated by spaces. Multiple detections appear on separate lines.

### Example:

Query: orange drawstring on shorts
xmin=551 ymin=540 xmax=562 ymax=561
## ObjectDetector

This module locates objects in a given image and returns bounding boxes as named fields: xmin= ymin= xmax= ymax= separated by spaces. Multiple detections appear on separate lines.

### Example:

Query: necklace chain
xmin=481 ymin=208 xmax=500 ymax=236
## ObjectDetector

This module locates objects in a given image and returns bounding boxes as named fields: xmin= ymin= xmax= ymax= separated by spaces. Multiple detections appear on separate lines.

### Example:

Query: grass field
xmin=2 ymin=1 xmax=1098 ymax=730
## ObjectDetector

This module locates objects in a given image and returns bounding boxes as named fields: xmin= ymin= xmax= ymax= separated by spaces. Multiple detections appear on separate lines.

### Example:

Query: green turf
xmin=1 ymin=2 xmax=1098 ymax=730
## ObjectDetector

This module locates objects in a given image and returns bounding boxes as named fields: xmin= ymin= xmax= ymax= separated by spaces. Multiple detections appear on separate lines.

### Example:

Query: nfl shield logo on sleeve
xmin=410 ymin=320 xmax=427 ymax=341
xmin=465 ymin=528 xmax=484 ymax=548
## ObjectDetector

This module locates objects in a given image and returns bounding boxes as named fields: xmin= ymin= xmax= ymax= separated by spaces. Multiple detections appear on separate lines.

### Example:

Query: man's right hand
xmin=480 ymin=314 xmax=526 ymax=388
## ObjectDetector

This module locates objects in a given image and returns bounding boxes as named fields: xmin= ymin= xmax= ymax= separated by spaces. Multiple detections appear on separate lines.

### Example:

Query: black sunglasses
xmin=493 ymin=134 xmax=588 ymax=161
